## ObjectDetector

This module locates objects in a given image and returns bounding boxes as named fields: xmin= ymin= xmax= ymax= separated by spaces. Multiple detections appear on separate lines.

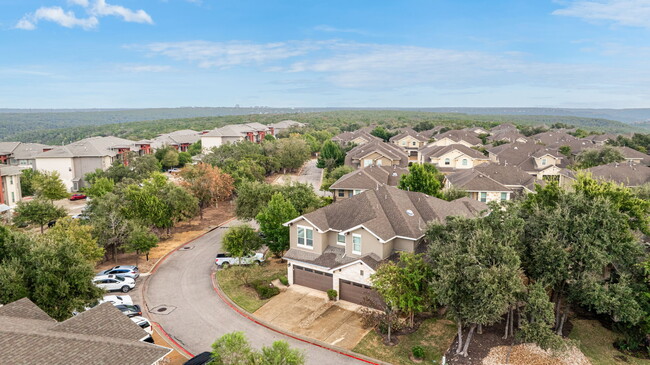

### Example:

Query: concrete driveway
xmin=255 ymin=285 xmax=372 ymax=350
xmin=143 ymin=220 xmax=365 ymax=365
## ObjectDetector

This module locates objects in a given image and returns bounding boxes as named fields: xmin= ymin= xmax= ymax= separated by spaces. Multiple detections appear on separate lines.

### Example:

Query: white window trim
xmin=297 ymin=225 xmax=314 ymax=250
xmin=353 ymin=189 xmax=362 ymax=195
xmin=352 ymin=234 xmax=362 ymax=255
xmin=336 ymin=233 xmax=346 ymax=246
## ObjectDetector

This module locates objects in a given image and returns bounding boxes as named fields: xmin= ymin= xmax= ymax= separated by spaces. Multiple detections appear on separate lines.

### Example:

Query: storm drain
xmin=181 ymin=246 xmax=194 ymax=250
xmin=150 ymin=305 xmax=177 ymax=315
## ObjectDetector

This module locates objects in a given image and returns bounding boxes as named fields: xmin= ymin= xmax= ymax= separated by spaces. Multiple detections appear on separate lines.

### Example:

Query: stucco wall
xmin=73 ymin=157 xmax=106 ymax=189
xmin=35 ymin=157 xmax=75 ymax=191
xmin=200 ymin=136 xmax=223 ymax=151
xmin=360 ymin=152 xmax=396 ymax=168
xmin=289 ymin=218 xmax=326 ymax=254
xmin=2 ymin=174 xmax=21 ymax=206
xmin=429 ymin=138 xmax=475 ymax=148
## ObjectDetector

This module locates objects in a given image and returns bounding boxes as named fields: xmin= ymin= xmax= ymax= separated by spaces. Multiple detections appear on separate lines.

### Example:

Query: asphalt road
xmin=275 ymin=159 xmax=328 ymax=197
xmin=143 ymin=221 xmax=362 ymax=365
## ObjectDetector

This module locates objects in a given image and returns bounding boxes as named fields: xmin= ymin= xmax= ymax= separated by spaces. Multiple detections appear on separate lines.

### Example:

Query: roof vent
xmin=392 ymin=172 xmax=397 ymax=176
xmin=406 ymin=209 xmax=414 ymax=217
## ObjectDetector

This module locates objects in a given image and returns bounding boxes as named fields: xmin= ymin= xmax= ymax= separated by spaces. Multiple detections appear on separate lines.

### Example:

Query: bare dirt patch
xmin=97 ymin=202 xmax=235 ymax=273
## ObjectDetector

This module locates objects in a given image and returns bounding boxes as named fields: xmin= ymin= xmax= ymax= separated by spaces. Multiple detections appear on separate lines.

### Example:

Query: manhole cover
xmin=150 ymin=305 xmax=177 ymax=315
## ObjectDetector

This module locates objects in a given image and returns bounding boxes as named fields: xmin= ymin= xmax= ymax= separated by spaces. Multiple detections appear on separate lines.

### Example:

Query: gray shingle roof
xmin=36 ymin=136 xmax=139 ymax=158
xmin=0 ymin=298 xmax=170 ymax=365
xmin=294 ymin=185 xmax=488 ymax=242
xmin=586 ymin=162 xmax=650 ymax=187
xmin=389 ymin=128 xmax=429 ymax=143
xmin=530 ymin=131 xmax=577 ymax=145
xmin=345 ymin=140 xmax=409 ymax=167
xmin=329 ymin=165 xmax=408 ymax=190
xmin=419 ymin=144 xmax=487 ymax=160
xmin=0 ymin=166 xmax=23 ymax=177
xmin=434 ymin=130 xmax=482 ymax=145
xmin=446 ymin=169 xmax=510 ymax=192
xmin=204 ymin=123 xmax=271 ymax=137
xmin=284 ymin=246 xmax=382 ymax=270
xmin=332 ymin=130 xmax=382 ymax=145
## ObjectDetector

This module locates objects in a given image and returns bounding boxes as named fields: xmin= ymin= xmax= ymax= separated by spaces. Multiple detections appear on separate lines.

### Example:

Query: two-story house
xmin=417 ymin=144 xmax=490 ymax=172
xmin=389 ymin=128 xmax=430 ymax=160
xmin=487 ymin=142 xmax=569 ymax=182
xmin=329 ymin=165 xmax=408 ymax=201
xmin=0 ymin=166 xmax=22 ymax=207
xmin=344 ymin=140 xmax=409 ymax=169
xmin=283 ymin=185 xmax=487 ymax=305
xmin=444 ymin=163 xmax=538 ymax=203
xmin=0 ymin=142 xmax=54 ymax=169
xmin=201 ymin=123 xmax=273 ymax=151
xmin=428 ymin=130 xmax=482 ymax=148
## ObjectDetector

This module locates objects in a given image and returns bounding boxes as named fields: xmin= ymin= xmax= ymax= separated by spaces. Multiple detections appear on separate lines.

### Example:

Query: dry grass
xmin=569 ymin=319 xmax=650 ymax=365
xmin=97 ymin=203 xmax=235 ymax=272
xmin=353 ymin=318 xmax=457 ymax=365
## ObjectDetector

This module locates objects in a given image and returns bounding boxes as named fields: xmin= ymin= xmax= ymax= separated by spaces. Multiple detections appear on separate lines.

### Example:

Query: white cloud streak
xmin=16 ymin=0 xmax=152 ymax=30
xmin=553 ymin=0 xmax=650 ymax=28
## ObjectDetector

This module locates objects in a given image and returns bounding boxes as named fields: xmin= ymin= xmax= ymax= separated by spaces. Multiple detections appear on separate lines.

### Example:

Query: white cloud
xmin=90 ymin=0 xmax=153 ymax=24
xmin=313 ymin=25 xmax=369 ymax=35
xmin=16 ymin=7 xmax=98 ymax=30
xmin=553 ymin=0 xmax=650 ymax=28
xmin=16 ymin=0 xmax=152 ymax=30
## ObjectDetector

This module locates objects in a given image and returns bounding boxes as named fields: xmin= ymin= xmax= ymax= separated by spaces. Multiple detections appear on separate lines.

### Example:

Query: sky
xmin=2 ymin=0 xmax=650 ymax=108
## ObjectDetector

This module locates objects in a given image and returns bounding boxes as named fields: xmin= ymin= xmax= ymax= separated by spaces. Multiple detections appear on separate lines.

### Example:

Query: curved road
xmin=144 ymin=221 xmax=362 ymax=365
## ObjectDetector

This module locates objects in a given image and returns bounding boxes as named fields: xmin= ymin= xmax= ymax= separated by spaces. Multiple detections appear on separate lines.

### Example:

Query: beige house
xmin=283 ymin=185 xmax=487 ymax=305
xmin=344 ymin=140 xmax=409 ymax=169
xmin=487 ymin=142 xmax=569 ymax=182
xmin=444 ymin=163 xmax=538 ymax=203
xmin=418 ymin=144 xmax=490 ymax=172
xmin=0 ymin=166 xmax=22 ymax=207
xmin=428 ymin=130 xmax=482 ymax=148
xmin=389 ymin=128 xmax=430 ymax=159
xmin=201 ymin=122 xmax=273 ymax=151
xmin=34 ymin=136 xmax=140 ymax=192
xmin=329 ymin=165 xmax=408 ymax=201
xmin=332 ymin=129 xmax=381 ymax=146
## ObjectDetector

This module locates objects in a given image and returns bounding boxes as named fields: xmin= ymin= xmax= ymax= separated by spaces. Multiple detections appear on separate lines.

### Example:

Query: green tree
xmin=188 ymin=140 xmax=202 ymax=156
xmin=178 ymin=151 xmax=192 ymax=167
xmin=256 ymin=193 xmax=299 ymax=257
xmin=517 ymin=282 xmax=564 ymax=350
xmin=222 ymin=224 xmax=263 ymax=262
xmin=180 ymin=163 xmax=235 ymax=219
xmin=576 ymin=146 xmax=624 ymax=168
xmin=13 ymin=199 xmax=67 ymax=233
xmin=320 ymin=165 xmax=354 ymax=191
xmin=259 ymin=340 xmax=305 ymax=365
xmin=125 ymin=225 xmax=158 ymax=266
xmin=235 ymin=181 xmax=323 ymax=220
xmin=272 ymin=137 xmax=311 ymax=173
xmin=19 ymin=168 xmax=41 ymax=197
xmin=441 ymin=187 xmax=468 ymax=201
xmin=161 ymin=149 xmax=180 ymax=169
xmin=86 ymin=177 xmax=115 ymax=198
xmin=209 ymin=332 xmax=305 ymax=365
xmin=371 ymin=126 xmax=397 ymax=142
xmin=316 ymin=140 xmax=345 ymax=170
xmin=398 ymin=163 xmax=443 ymax=198
xmin=43 ymin=217 xmax=104 ymax=262
xmin=33 ymin=171 xmax=68 ymax=201
xmin=0 ymin=225 xmax=104 ymax=321
xmin=88 ymin=192 xmax=133 ymax=262
xmin=558 ymin=145 xmax=572 ymax=158
xmin=130 ymin=154 xmax=162 ymax=179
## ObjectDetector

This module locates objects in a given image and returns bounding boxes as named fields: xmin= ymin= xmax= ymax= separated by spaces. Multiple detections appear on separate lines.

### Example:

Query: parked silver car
xmin=97 ymin=265 xmax=140 ymax=279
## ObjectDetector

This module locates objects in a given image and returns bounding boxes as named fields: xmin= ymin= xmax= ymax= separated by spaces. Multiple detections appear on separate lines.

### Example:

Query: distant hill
xmin=3 ymin=109 xmax=647 ymax=146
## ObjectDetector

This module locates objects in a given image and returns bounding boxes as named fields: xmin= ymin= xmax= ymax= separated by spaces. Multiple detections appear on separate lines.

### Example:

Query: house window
xmin=352 ymin=234 xmax=362 ymax=254
xmin=444 ymin=158 xmax=450 ymax=165
xmin=480 ymin=192 xmax=487 ymax=203
xmin=401 ymin=141 xmax=406 ymax=146
xmin=541 ymin=158 xmax=547 ymax=166
xmin=501 ymin=192 xmax=508 ymax=201
xmin=353 ymin=189 xmax=362 ymax=195
xmin=337 ymin=233 xmax=346 ymax=245
xmin=363 ymin=159 xmax=372 ymax=167
xmin=9 ymin=176 xmax=13 ymax=185
xmin=11 ymin=192 xmax=15 ymax=203
xmin=376 ymin=159 xmax=383 ymax=166
xmin=360 ymin=270 xmax=364 ymax=276
xmin=462 ymin=159 xmax=468 ymax=166
xmin=338 ymin=190 xmax=345 ymax=197
xmin=297 ymin=226 xmax=314 ymax=249
xmin=412 ymin=141 xmax=417 ymax=146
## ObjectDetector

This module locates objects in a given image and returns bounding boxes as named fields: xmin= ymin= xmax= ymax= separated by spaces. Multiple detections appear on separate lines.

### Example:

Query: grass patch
xmin=216 ymin=258 xmax=286 ymax=313
xmin=353 ymin=318 xmax=456 ymax=365
xmin=569 ymin=319 xmax=650 ymax=365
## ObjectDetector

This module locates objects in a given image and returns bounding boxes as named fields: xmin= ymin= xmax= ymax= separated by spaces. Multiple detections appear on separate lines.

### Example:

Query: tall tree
xmin=180 ymin=163 xmax=235 ymax=219
xmin=209 ymin=331 xmax=305 ymax=365
xmin=576 ymin=146 xmax=624 ymax=168
xmin=316 ymin=140 xmax=345 ymax=170
xmin=222 ymin=224 xmax=263 ymax=262
xmin=161 ymin=149 xmax=180 ymax=169
xmin=272 ymin=137 xmax=311 ymax=173
xmin=32 ymin=171 xmax=68 ymax=201
xmin=88 ymin=192 xmax=133 ymax=262
xmin=398 ymin=163 xmax=443 ymax=198
xmin=256 ymin=193 xmax=299 ymax=257
xmin=19 ymin=168 xmax=41 ymax=197
xmin=13 ymin=199 xmax=67 ymax=233
xmin=86 ymin=177 xmax=115 ymax=198
xmin=43 ymin=217 xmax=104 ymax=262
xmin=125 ymin=225 xmax=158 ymax=266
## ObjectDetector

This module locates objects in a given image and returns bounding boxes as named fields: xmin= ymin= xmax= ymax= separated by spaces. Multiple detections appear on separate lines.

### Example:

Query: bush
xmin=411 ymin=345 xmax=425 ymax=359
xmin=251 ymin=279 xmax=281 ymax=299
xmin=327 ymin=289 xmax=337 ymax=301
xmin=279 ymin=276 xmax=289 ymax=286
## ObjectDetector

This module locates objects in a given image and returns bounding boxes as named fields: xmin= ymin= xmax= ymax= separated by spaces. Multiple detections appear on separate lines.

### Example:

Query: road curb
xmin=141 ymin=215 xmax=237 ymax=360
xmin=211 ymin=272 xmax=389 ymax=365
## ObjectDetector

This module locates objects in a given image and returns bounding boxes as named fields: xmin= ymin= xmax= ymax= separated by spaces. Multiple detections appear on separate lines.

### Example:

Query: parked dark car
xmin=114 ymin=304 xmax=142 ymax=317
xmin=47 ymin=220 xmax=57 ymax=228
xmin=184 ymin=352 xmax=212 ymax=365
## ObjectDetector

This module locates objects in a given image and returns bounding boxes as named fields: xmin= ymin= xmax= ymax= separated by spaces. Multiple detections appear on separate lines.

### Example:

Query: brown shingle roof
xmin=389 ymin=128 xmax=429 ymax=143
xmin=433 ymin=130 xmax=481 ymax=145
xmin=0 ymin=298 xmax=56 ymax=322
xmin=420 ymin=143 xmax=487 ymax=160
xmin=329 ymin=165 xmax=408 ymax=190
xmin=586 ymin=162 xmax=650 ymax=187
xmin=345 ymin=140 xmax=409 ymax=167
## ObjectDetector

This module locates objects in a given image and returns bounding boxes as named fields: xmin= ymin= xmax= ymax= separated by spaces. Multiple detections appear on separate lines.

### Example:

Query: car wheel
xmin=221 ymin=262 xmax=230 ymax=269
xmin=254 ymin=260 xmax=261 ymax=266
xmin=121 ymin=286 xmax=130 ymax=293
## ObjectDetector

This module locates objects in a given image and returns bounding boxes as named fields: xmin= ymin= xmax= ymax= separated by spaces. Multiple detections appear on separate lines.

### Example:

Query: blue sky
xmin=2 ymin=0 xmax=650 ymax=108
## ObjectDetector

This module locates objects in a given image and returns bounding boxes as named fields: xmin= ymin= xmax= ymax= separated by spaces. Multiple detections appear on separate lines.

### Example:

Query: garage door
xmin=339 ymin=279 xmax=381 ymax=307
xmin=293 ymin=266 xmax=333 ymax=292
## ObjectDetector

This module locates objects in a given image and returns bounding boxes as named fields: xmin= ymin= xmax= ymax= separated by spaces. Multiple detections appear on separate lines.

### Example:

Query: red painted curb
xmin=152 ymin=322 xmax=195 ymax=358
xmin=210 ymin=273 xmax=380 ymax=365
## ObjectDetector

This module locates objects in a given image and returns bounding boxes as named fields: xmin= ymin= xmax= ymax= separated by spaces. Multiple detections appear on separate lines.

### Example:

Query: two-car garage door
xmin=293 ymin=265 xmax=333 ymax=292
xmin=339 ymin=279 xmax=380 ymax=307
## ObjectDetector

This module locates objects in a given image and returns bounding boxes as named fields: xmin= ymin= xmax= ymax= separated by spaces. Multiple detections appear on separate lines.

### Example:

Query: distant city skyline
xmin=2 ymin=0 xmax=650 ymax=108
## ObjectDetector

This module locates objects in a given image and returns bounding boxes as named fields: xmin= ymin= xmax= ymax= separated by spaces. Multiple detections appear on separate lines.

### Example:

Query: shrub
xmin=251 ymin=280 xmax=281 ymax=299
xmin=279 ymin=276 xmax=289 ymax=286
xmin=411 ymin=345 xmax=425 ymax=360
xmin=327 ymin=289 xmax=337 ymax=301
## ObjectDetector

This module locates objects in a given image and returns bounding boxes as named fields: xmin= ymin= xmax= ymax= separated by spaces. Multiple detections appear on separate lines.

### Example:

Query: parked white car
xmin=101 ymin=295 xmax=133 ymax=306
xmin=93 ymin=275 xmax=136 ymax=293
xmin=131 ymin=316 xmax=153 ymax=335
xmin=96 ymin=265 xmax=140 ymax=279
xmin=214 ymin=252 xmax=265 ymax=268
